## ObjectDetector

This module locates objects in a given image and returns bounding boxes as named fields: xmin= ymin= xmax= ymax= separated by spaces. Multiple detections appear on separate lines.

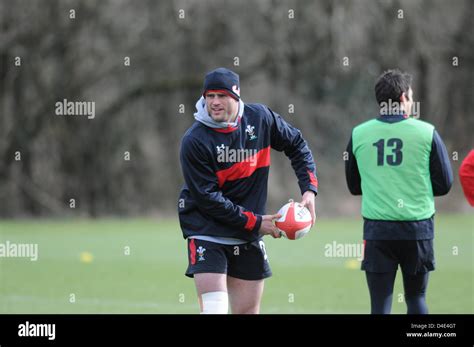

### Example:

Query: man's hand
xmin=300 ymin=190 xmax=316 ymax=226
xmin=259 ymin=214 xmax=282 ymax=238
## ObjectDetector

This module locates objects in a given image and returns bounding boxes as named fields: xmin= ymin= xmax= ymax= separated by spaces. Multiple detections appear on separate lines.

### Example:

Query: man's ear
xmin=400 ymin=92 xmax=407 ymax=103
xmin=402 ymin=91 xmax=412 ymax=102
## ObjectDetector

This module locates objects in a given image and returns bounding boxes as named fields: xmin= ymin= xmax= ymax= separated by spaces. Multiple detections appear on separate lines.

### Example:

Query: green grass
xmin=0 ymin=214 xmax=472 ymax=313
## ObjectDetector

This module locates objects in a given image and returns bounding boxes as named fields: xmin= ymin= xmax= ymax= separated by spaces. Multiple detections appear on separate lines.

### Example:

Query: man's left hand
xmin=300 ymin=190 xmax=316 ymax=227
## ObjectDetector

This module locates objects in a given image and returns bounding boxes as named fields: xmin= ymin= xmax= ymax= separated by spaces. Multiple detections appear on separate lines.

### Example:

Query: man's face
xmin=401 ymin=87 xmax=413 ymax=116
xmin=205 ymin=92 xmax=238 ymax=123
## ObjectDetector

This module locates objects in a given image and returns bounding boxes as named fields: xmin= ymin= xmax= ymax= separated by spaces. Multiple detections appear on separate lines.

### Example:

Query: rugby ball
xmin=275 ymin=200 xmax=312 ymax=240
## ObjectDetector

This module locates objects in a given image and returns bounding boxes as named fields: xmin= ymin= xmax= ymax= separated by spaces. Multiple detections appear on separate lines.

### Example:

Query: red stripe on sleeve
xmin=308 ymin=170 xmax=318 ymax=188
xmin=243 ymin=211 xmax=257 ymax=231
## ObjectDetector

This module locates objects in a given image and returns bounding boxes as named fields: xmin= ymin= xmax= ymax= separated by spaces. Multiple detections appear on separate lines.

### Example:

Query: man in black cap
xmin=178 ymin=67 xmax=318 ymax=314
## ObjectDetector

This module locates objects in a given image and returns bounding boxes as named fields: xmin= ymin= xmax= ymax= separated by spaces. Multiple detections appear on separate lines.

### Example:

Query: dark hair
xmin=374 ymin=69 xmax=412 ymax=105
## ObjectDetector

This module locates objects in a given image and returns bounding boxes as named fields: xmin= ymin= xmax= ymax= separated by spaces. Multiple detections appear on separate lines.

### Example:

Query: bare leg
xmin=194 ymin=273 xmax=227 ymax=313
xmin=227 ymin=276 xmax=264 ymax=314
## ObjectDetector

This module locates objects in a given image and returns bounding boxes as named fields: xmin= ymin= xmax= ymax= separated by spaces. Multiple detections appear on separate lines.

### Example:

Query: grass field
xmin=0 ymin=214 xmax=472 ymax=314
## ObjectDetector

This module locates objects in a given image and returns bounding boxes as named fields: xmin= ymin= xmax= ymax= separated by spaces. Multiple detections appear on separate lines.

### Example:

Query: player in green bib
xmin=345 ymin=69 xmax=453 ymax=314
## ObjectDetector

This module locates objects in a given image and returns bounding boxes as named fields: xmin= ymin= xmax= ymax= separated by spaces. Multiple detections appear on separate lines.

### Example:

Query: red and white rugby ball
xmin=275 ymin=200 xmax=312 ymax=240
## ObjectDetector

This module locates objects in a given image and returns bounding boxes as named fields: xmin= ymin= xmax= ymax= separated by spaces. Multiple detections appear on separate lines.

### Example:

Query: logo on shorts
xmin=197 ymin=246 xmax=206 ymax=261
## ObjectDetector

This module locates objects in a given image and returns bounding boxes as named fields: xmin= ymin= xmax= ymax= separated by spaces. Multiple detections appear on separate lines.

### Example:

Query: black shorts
xmin=185 ymin=238 xmax=272 ymax=281
xmin=361 ymin=240 xmax=435 ymax=275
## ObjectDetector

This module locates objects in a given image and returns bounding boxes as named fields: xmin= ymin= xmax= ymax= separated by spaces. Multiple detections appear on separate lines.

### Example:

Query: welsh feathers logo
xmin=197 ymin=246 xmax=206 ymax=261
xmin=245 ymin=125 xmax=257 ymax=140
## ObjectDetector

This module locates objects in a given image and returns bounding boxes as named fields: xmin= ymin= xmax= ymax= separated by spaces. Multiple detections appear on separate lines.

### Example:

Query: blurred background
xmin=0 ymin=0 xmax=472 ymax=314
xmin=1 ymin=0 xmax=472 ymax=218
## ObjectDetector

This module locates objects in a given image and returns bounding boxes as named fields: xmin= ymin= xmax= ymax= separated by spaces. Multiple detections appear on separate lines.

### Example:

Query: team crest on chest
xmin=245 ymin=125 xmax=257 ymax=141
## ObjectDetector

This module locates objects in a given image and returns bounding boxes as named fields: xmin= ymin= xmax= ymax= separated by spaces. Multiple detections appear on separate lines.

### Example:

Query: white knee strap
xmin=201 ymin=291 xmax=228 ymax=314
